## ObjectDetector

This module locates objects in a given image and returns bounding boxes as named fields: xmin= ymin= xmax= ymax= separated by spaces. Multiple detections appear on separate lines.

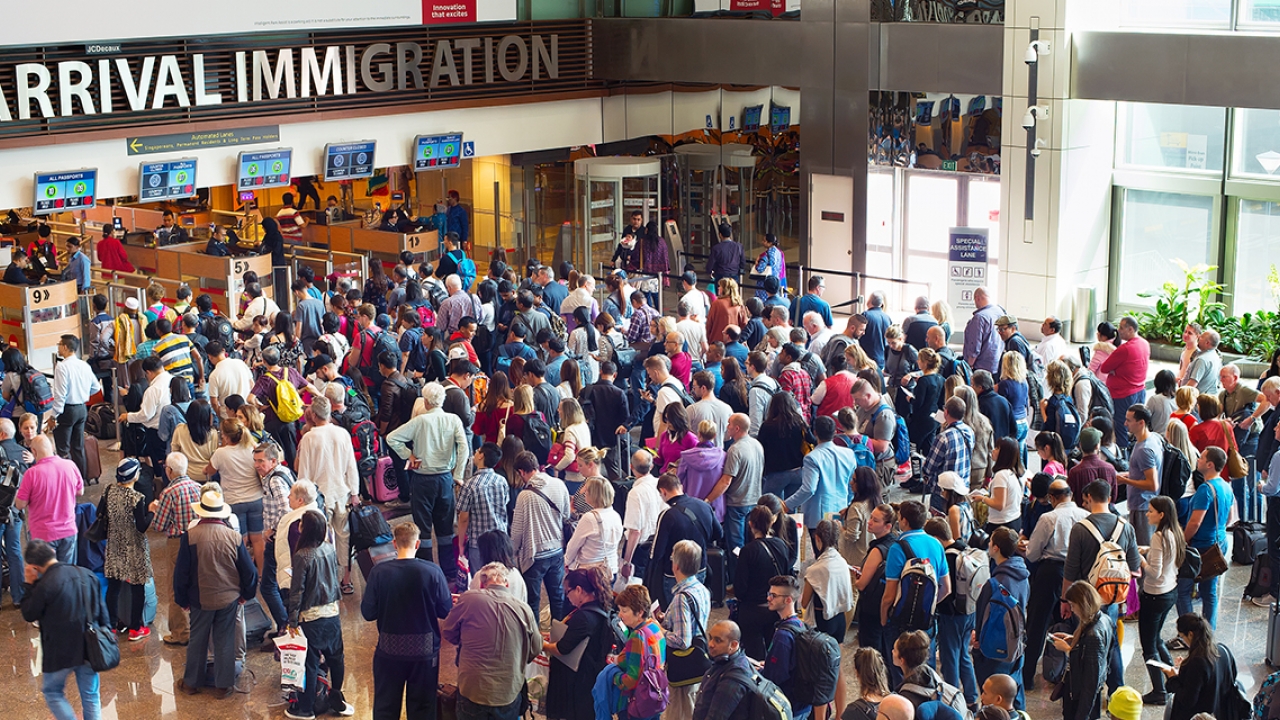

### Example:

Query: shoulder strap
xmin=674 ymin=587 xmax=707 ymax=638
xmin=1108 ymin=518 xmax=1125 ymax=543
xmin=1080 ymin=517 xmax=1104 ymax=544
xmin=526 ymin=484 xmax=565 ymax=517
xmin=898 ymin=537 xmax=918 ymax=563
xmin=760 ymin=539 xmax=787 ymax=577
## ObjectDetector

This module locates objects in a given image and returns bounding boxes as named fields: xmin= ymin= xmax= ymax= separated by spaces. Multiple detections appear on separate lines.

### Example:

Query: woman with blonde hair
xmin=707 ymin=277 xmax=749 ymax=348
xmin=1039 ymin=360 xmax=1079 ymax=450
xmin=509 ymin=384 xmax=539 ymax=445
xmin=844 ymin=342 xmax=874 ymax=373
xmin=944 ymin=373 xmax=966 ymax=401
xmin=997 ymin=351 xmax=1031 ymax=459
xmin=568 ymin=446 xmax=607 ymax=518
xmin=565 ymin=476 xmax=623 ymax=576
xmin=554 ymin=398 xmax=594 ymax=494
xmin=931 ymin=299 xmax=954 ymax=342
xmin=236 ymin=403 xmax=267 ymax=444
xmin=678 ymin=420 xmax=727 ymax=521
xmin=1171 ymin=386 xmax=1199 ymax=430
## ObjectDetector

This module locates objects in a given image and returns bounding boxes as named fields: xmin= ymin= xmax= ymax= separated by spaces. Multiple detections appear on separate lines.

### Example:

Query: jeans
xmin=297 ymin=615 xmax=346 ymax=716
xmin=523 ymin=549 xmax=567 ymax=621
xmin=762 ymin=469 xmax=802 ymax=499
xmin=185 ymin=602 xmax=241 ymax=690
xmin=1101 ymin=603 xmax=1125 ymax=693
xmin=934 ymin=613 xmax=978 ymax=704
xmin=1111 ymin=390 xmax=1147 ymax=449
xmin=0 ymin=517 xmax=25 ymax=604
xmin=41 ymin=664 xmax=100 ymax=720
xmin=261 ymin=538 xmax=287 ymax=632
xmin=411 ymin=471 xmax=457 ymax=583
xmin=1138 ymin=589 xmax=1177 ymax=699
xmin=1022 ymin=559 xmax=1064 ymax=690
xmin=53 ymin=403 xmax=88 ymax=482
xmin=1235 ymin=434 xmax=1262 ymax=522
xmin=457 ymin=694 xmax=523 ymax=720
xmin=724 ymin=504 xmax=751 ymax=584
xmin=1015 ymin=419 xmax=1029 ymax=467
xmin=1177 ymin=541 xmax=1227 ymax=629
xmin=49 ymin=535 xmax=76 ymax=565
xmin=373 ymin=653 xmax=437 ymax=720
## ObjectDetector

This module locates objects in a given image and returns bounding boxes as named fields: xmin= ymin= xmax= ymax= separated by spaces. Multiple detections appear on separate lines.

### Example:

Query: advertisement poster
xmin=947 ymin=227 xmax=989 ymax=324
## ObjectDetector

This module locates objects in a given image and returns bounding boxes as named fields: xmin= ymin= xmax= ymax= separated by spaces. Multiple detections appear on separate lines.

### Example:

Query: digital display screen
xmin=742 ymin=105 xmax=763 ymax=133
xmin=34 ymin=169 xmax=97 ymax=215
xmin=236 ymin=148 xmax=292 ymax=190
xmin=413 ymin=133 xmax=463 ymax=171
xmin=139 ymin=158 xmax=198 ymax=201
xmin=770 ymin=104 xmax=791 ymax=134
xmin=323 ymin=140 xmax=376 ymax=181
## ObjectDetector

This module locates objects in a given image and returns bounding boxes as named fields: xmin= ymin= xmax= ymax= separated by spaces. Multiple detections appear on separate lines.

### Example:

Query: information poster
xmin=413 ymin=133 xmax=463 ymax=171
xmin=324 ymin=141 xmax=376 ymax=181
xmin=237 ymin=149 xmax=292 ymax=190
xmin=947 ymin=227 xmax=989 ymax=324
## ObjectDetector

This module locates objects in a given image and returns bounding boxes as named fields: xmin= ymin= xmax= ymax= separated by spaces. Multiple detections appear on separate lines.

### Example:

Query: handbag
xmin=86 ymin=499 xmax=108 ymax=544
xmin=1220 ymin=420 xmax=1248 ymax=479
xmin=627 ymin=652 xmax=670 ymax=718
xmin=82 ymin=578 xmax=120 ymax=672
xmin=665 ymin=592 xmax=711 ymax=687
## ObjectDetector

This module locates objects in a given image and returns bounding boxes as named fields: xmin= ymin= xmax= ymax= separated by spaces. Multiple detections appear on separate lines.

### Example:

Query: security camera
xmin=1030 ymin=139 xmax=1048 ymax=157
xmin=1022 ymin=105 xmax=1049 ymax=129
xmin=1024 ymin=40 xmax=1051 ymax=64
xmin=1022 ymin=111 xmax=1036 ymax=129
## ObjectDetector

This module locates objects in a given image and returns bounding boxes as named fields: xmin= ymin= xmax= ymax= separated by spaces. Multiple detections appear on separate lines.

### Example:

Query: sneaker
xmin=331 ymin=701 xmax=355 ymax=717
xmin=284 ymin=711 xmax=315 ymax=720
xmin=1142 ymin=691 xmax=1167 ymax=706
xmin=128 ymin=627 xmax=151 ymax=642
xmin=1252 ymin=594 xmax=1276 ymax=607
xmin=1166 ymin=637 xmax=1188 ymax=651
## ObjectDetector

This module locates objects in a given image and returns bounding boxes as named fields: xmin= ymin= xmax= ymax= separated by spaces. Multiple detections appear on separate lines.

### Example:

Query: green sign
xmin=941 ymin=160 xmax=958 ymax=171
xmin=126 ymin=126 xmax=280 ymax=156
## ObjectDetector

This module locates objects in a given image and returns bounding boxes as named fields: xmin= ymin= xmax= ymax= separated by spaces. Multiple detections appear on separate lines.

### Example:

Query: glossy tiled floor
xmin=0 ymin=449 xmax=1273 ymax=720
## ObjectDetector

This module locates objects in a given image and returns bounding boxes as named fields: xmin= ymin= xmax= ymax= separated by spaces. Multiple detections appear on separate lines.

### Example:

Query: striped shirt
xmin=150 ymin=476 xmax=202 ymax=538
xmin=262 ymin=468 xmax=295 ymax=538
xmin=626 ymin=302 xmax=661 ymax=344
xmin=457 ymin=469 xmax=509 ymax=550
xmin=153 ymin=333 xmax=195 ymax=380
xmin=510 ymin=473 xmax=570 ymax=572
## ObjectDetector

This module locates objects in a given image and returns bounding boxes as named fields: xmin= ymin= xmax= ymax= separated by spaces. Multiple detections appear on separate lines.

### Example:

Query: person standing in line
xmin=292 ymin=279 xmax=326 ymax=356
xmin=762 ymin=574 xmax=814 ymax=720
xmin=361 ymin=522 xmax=452 ymax=720
xmin=691 ymin=620 xmax=754 ymax=720
xmin=657 ymin=540 xmax=711 ymax=720
xmin=619 ymin=451 xmax=665 ymax=585
xmin=924 ymin=517 xmax=978 ymax=708
xmin=1099 ymin=317 xmax=1150 ymax=448
xmin=457 ymin=443 xmax=510 ymax=576
xmin=1177 ymin=447 xmax=1232 ymax=629
xmin=1220 ymin=363 xmax=1266 ymax=523
xmin=973 ymin=528 xmax=1031 ymax=710
xmin=880 ymin=501 xmax=951 ymax=688
xmin=1019 ymin=479 xmax=1087 ymax=690
xmin=285 ymin=510 xmax=355 ymax=719
xmin=445 ymin=190 xmax=470 ymax=248
xmin=859 ymin=291 xmax=892 ymax=371
xmin=0 ymin=417 xmax=26 ymax=609
xmin=295 ymin=395 xmax=361 ymax=595
xmin=1136 ymin=496 xmax=1185 ymax=706
xmin=48 ymin=335 xmax=99 ymax=482
xmin=963 ymin=287 xmax=1006 ymax=375
xmin=15 ymin=435 xmax=81 ymax=564
xmin=20 ymin=539 xmax=109 ymax=720
xmin=148 ymin=453 xmax=202 ymax=646
xmin=1119 ymin=405 xmax=1163 ymax=545
xmin=509 ymin=450 xmax=572 ymax=619
xmin=99 ymin=458 xmax=155 ymax=641
xmin=1257 ymin=382 xmax=1280 ymax=608
xmin=785 ymin=416 xmax=857 ymax=540
xmin=706 ymin=222 xmax=744 ymax=284
xmin=705 ymin=413 xmax=763 ymax=568
xmin=253 ymin=442 xmax=297 ymax=646
xmin=121 ymin=356 xmax=172 ymax=472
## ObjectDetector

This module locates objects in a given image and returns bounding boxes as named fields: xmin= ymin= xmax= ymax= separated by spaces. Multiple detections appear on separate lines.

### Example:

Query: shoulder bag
xmin=82 ymin=573 xmax=120 ymax=672
xmin=665 ymin=590 xmax=711 ymax=686
xmin=1196 ymin=480 xmax=1230 ymax=581
xmin=1219 ymin=420 xmax=1248 ymax=479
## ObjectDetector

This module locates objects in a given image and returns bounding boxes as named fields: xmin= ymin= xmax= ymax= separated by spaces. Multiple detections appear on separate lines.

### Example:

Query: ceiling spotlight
xmin=1024 ymin=40 xmax=1052 ymax=64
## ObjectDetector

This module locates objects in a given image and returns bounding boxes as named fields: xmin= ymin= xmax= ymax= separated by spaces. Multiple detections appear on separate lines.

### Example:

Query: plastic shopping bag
xmin=525 ymin=653 xmax=551 ymax=715
xmin=275 ymin=628 xmax=308 ymax=692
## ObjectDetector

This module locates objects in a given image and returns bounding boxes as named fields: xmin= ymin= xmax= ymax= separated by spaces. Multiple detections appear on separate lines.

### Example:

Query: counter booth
xmin=93 ymin=243 xmax=274 ymax=323
xmin=0 ymin=280 xmax=80 ymax=373
xmin=302 ymin=224 xmax=435 ymax=282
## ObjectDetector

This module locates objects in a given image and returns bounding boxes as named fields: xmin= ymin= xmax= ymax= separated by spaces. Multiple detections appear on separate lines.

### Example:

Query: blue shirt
xmin=796 ymin=293 xmax=833 ymax=328
xmin=763 ymin=615 xmax=809 ymax=715
xmin=786 ymin=442 xmax=857 ymax=528
xmin=860 ymin=306 xmax=892 ymax=369
xmin=705 ymin=362 xmax=724 ymax=394
xmin=724 ymin=341 xmax=748 ymax=366
xmin=997 ymin=379 xmax=1028 ymax=420
xmin=1189 ymin=478 xmax=1232 ymax=548
xmin=1126 ymin=434 xmax=1163 ymax=511
xmin=764 ymin=294 xmax=791 ymax=313
xmin=884 ymin=529 xmax=949 ymax=586
xmin=545 ymin=354 xmax=566 ymax=386
xmin=63 ymin=250 xmax=90 ymax=291
xmin=498 ymin=342 xmax=537 ymax=362
xmin=446 ymin=204 xmax=469 ymax=244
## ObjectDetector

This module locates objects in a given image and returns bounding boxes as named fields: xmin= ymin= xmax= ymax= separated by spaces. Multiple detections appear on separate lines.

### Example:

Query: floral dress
xmin=753 ymin=245 xmax=785 ymax=300
xmin=102 ymin=484 xmax=153 ymax=586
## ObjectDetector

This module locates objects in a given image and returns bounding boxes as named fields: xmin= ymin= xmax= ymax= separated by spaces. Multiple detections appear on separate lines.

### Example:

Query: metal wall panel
xmin=591 ymin=18 xmax=803 ymax=86
xmin=876 ymin=23 xmax=1003 ymax=95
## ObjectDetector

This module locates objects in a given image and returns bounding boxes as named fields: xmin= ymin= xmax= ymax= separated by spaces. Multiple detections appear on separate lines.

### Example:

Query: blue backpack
xmin=977 ymin=577 xmax=1025 ymax=662
xmin=872 ymin=404 xmax=911 ymax=465
xmin=890 ymin=540 xmax=939 ymax=631
xmin=401 ymin=327 xmax=429 ymax=374
xmin=451 ymin=250 xmax=477 ymax=291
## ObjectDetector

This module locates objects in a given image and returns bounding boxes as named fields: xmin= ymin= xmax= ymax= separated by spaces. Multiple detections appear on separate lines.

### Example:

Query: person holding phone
xmin=1051 ymin=581 xmax=1115 ymax=720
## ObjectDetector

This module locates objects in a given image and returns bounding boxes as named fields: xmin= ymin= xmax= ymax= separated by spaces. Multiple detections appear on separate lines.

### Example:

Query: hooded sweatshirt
xmin=677 ymin=444 xmax=727 ymax=522
xmin=974 ymin=555 xmax=1031 ymax=658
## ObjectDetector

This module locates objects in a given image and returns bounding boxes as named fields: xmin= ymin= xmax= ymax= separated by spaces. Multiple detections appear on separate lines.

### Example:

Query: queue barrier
xmin=113 ymin=242 xmax=274 ymax=321
xmin=0 ymin=280 xmax=80 ymax=373
xmin=302 ymin=224 xmax=439 ymax=270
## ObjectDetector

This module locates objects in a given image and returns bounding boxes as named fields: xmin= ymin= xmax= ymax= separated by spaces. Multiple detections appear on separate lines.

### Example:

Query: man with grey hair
xmin=860 ymin=290 xmax=892 ymax=370
xmin=295 ymin=395 xmax=360 ymax=593
xmin=535 ymin=264 xmax=568 ymax=311
xmin=1183 ymin=328 xmax=1223 ymax=395
xmin=803 ymin=311 xmax=835 ymax=359
xmin=388 ymin=382 xmax=469 ymax=585
xmin=15 ymin=435 xmax=81 ymax=564
xmin=437 ymin=274 xmax=481 ymax=340
xmin=621 ymin=450 xmax=664 ymax=582
xmin=441 ymin=561 xmax=540 ymax=719
xmin=642 ymin=354 xmax=684 ymax=437
xmin=902 ymin=296 xmax=938 ymax=350
xmin=1221 ymin=363 xmax=1265 ymax=523
xmin=148 ymin=452 xmax=203 ymax=645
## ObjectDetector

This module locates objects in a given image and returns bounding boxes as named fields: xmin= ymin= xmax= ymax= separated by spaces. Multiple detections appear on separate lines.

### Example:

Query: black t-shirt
xmin=857 ymin=532 xmax=899 ymax=621
xmin=3 ymin=263 xmax=32 ymax=285
xmin=937 ymin=539 xmax=969 ymax=616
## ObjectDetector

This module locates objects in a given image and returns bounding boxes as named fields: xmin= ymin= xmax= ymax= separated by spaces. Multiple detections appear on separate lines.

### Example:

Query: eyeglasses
xmin=766 ymin=592 xmax=782 ymax=600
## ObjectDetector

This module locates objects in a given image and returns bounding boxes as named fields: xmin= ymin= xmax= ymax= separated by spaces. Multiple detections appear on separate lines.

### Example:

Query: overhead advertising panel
xmin=139 ymin=158 xmax=198 ymax=201
xmin=33 ymin=169 xmax=96 ymax=215
xmin=324 ymin=141 xmax=377 ymax=181
xmin=4 ymin=0 xmax=518 ymax=46
xmin=237 ymin=149 xmax=292 ymax=190
xmin=413 ymin=133 xmax=464 ymax=171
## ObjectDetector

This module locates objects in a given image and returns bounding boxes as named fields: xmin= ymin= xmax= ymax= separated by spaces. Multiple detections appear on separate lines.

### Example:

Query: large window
xmin=866 ymin=170 xmax=895 ymax=280
xmin=1233 ymin=108 xmax=1280 ymax=178
xmin=1114 ymin=189 xmax=1216 ymax=307
xmin=1119 ymin=103 xmax=1227 ymax=173
xmin=1121 ymin=0 xmax=1231 ymax=27
xmin=1234 ymin=199 xmax=1280 ymax=312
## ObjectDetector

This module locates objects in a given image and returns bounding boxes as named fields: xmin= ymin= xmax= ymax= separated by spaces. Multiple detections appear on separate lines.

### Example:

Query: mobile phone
xmin=650 ymin=600 xmax=660 ymax=614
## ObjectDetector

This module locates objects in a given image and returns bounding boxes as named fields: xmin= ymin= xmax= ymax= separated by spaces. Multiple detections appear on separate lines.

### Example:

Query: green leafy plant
xmin=1135 ymin=260 xmax=1227 ymax=345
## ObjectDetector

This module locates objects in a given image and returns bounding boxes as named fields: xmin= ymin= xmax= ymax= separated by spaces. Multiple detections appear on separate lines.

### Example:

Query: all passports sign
xmin=947 ymin=227 xmax=989 ymax=324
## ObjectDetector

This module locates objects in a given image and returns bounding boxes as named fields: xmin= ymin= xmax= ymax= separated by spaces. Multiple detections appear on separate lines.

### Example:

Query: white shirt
xmin=234 ymin=295 xmax=282 ymax=331
xmin=808 ymin=327 xmax=836 ymax=359
xmin=274 ymin=502 xmax=320 ymax=587
xmin=295 ymin=422 xmax=360 ymax=507
xmin=652 ymin=380 xmax=683 ymax=436
xmin=1143 ymin=526 xmax=1180 ymax=594
xmin=623 ymin=474 xmax=665 ymax=545
xmin=208 ymin=358 xmax=254 ymax=407
xmin=1034 ymin=333 xmax=1069 ymax=368
xmin=52 ymin=355 xmax=101 ymax=416
xmin=1025 ymin=500 xmax=1089 ymax=562
xmin=566 ymin=507 xmax=624 ymax=576
xmin=130 ymin=371 xmax=173 ymax=429
xmin=987 ymin=469 xmax=1024 ymax=524
xmin=679 ymin=289 xmax=708 ymax=320
xmin=675 ymin=318 xmax=708 ymax=363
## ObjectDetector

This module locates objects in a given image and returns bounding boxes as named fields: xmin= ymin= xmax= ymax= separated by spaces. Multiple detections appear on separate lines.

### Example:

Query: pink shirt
xmin=17 ymin=456 xmax=83 ymax=542
xmin=1098 ymin=335 xmax=1150 ymax=399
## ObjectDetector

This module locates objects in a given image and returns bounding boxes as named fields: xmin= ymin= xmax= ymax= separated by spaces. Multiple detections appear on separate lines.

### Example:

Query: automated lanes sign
xmin=126 ymin=125 xmax=281 ymax=156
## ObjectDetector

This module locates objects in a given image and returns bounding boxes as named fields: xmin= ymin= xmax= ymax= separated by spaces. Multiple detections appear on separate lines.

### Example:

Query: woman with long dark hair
xmin=735 ymin=505 xmax=795 ymax=659
xmin=751 ymin=232 xmax=785 ymax=301
xmin=171 ymin=399 xmax=218 ymax=482
xmin=655 ymin=403 xmax=697 ymax=474
xmin=973 ymin=436 xmax=1025 ymax=534
xmin=717 ymin=357 xmax=749 ymax=414
xmin=157 ymin=376 xmax=194 ymax=458
xmin=1138 ymin=496 xmax=1186 ymax=705
xmin=840 ymin=466 xmax=882 ymax=569
xmin=1034 ymin=431 xmax=1068 ymax=476
xmin=1053 ymin=581 xmax=1115 ymax=720
xmin=1147 ymin=368 xmax=1178 ymax=434
xmin=363 ymin=260 xmax=390 ymax=316
xmin=1089 ymin=321 xmax=1120 ymax=386
xmin=568 ymin=306 xmax=599 ymax=385
xmin=265 ymin=310 xmax=303 ymax=371
xmin=544 ymin=566 xmax=616 ymax=720
xmin=473 ymin=371 xmax=514 ymax=445
xmin=288 ymin=510 xmax=351 ymax=717
xmin=758 ymin=392 xmax=814 ymax=499
xmin=1161 ymin=614 xmax=1227 ymax=720
xmin=638 ymin=222 xmax=669 ymax=308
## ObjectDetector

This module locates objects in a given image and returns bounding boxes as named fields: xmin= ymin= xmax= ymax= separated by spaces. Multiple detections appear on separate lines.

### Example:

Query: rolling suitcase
xmin=1248 ymin=553 xmax=1274 ymax=601
xmin=706 ymin=547 xmax=726 ymax=608
xmin=356 ymin=541 xmax=396 ymax=581
xmin=1233 ymin=521 xmax=1268 ymax=565
xmin=371 ymin=457 xmax=398 ymax=503
xmin=116 ymin=578 xmax=159 ymax=627
xmin=83 ymin=434 xmax=102 ymax=485
xmin=241 ymin=597 xmax=272 ymax=646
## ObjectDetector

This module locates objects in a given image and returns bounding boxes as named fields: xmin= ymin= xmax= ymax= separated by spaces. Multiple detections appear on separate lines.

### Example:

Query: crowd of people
xmin=4 ymin=224 xmax=1275 ymax=720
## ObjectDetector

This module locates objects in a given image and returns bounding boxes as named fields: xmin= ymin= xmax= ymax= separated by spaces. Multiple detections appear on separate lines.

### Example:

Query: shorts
xmin=230 ymin=499 xmax=264 ymax=534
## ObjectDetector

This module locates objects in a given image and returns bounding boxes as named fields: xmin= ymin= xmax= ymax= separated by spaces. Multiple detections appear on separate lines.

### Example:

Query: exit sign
xmin=941 ymin=160 xmax=958 ymax=171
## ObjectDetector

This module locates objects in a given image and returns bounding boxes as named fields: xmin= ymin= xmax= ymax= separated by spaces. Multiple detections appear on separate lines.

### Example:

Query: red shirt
xmin=97 ymin=236 xmax=135 ymax=273
xmin=448 ymin=333 xmax=479 ymax=365
xmin=1099 ymin=335 xmax=1149 ymax=399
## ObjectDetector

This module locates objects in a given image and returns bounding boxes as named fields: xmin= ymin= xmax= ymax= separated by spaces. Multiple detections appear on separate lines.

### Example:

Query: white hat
xmin=448 ymin=346 xmax=469 ymax=361
xmin=191 ymin=489 xmax=232 ymax=519
xmin=124 ymin=297 xmax=140 ymax=311
xmin=937 ymin=471 xmax=969 ymax=495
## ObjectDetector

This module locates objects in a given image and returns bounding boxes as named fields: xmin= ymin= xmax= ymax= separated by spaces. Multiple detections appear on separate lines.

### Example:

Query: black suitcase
xmin=706 ymin=547 xmax=726 ymax=608
xmin=1232 ymin=521 xmax=1267 ymax=565
xmin=242 ymin=597 xmax=273 ymax=645
xmin=1249 ymin=553 xmax=1275 ymax=601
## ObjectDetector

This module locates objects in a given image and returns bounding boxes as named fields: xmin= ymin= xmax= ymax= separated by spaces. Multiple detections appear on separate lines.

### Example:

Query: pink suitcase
xmin=371 ymin=456 xmax=398 ymax=503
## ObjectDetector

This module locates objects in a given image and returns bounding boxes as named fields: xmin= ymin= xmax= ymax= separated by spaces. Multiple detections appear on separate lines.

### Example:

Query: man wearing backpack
xmin=1062 ymin=479 xmax=1139 ymax=692
xmin=1021 ymin=479 xmax=1087 ymax=690
xmin=744 ymin=352 xmax=778 ymax=437
xmin=893 ymin=629 xmax=969 ymax=717
xmin=1118 ymin=405 xmax=1163 ymax=545
xmin=852 ymin=378 xmax=903 ymax=494
xmin=762 ymin=575 xmax=815 ymax=719
xmin=692 ymin=620 xmax=756 ymax=720
xmin=348 ymin=304 xmax=397 ymax=408
xmin=920 ymin=398 xmax=974 ymax=511
xmin=249 ymin=346 xmax=313 ymax=468
xmin=973 ymin=527 xmax=1030 ymax=711
xmin=924 ymin=516 xmax=980 ymax=708
xmin=881 ymin=501 xmax=951 ymax=688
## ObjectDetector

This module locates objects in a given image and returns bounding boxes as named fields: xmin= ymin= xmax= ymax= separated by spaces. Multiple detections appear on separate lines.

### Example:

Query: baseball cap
xmin=937 ymin=471 xmax=969 ymax=495
xmin=124 ymin=297 xmax=140 ymax=310
xmin=448 ymin=346 xmax=469 ymax=361
xmin=994 ymin=314 xmax=1018 ymax=327
xmin=1078 ymin=426 xmax=1102 ymax=454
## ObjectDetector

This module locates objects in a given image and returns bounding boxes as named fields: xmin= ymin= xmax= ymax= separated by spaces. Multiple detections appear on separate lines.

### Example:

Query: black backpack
xmin=1079 ymin=371 xmax=1113 ymax=418
xmin=777 ymin=624 xmax=840 ymax=708
xmin=1160 ymin=440 xmax=1192 ymax=500
xmin=21 ymin=368 xmax=53 ymax=412
xmin=200 ymin=314 xmax=236 ymax=353
xmin=390 ymin=377 xmax=418 ymax=428
xmin=351 ymin=419 xmax=383 ymax=482
xmin=522 ymin=413 xmax=554 ymax=465
xmin=347 ymin=504 xmax=393 ymax=552
xmin=722 ymin=664 xmax=795 ymax=720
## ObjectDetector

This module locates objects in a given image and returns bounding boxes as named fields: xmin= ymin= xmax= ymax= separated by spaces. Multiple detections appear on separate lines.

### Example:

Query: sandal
xmin=340 ymin=582 xmax=354 ymax=595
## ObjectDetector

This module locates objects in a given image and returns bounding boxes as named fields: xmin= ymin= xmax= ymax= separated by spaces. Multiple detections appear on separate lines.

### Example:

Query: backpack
xmin=722 ymin=665 xmax=794 ymax=720
xmin=1041 ymin=619 xmax=1074 ymax=684
xmin=977 ymin=577 xmax=1026 ymax=662
xmin=390 ymin=377 xmax=418 ymax=428
xmin=1253 ymin=669 xmax=1280 ymax=720
xmin=452 ymin=251 xmax=476 ymax=291
xmin=872 ymin=404 xmax=911 ymax=465
xmin=1160 ymin=439 xmax=1192 ymax=500
xmin=410 ymin=300 xmax=437 ymax=330
xmin=351 ymin=419 xmax=383 ymax=482
xmin=891 ymin=539 xmax=940 ymax=631
xmin=200 ymin=314 xmax=235 ymax=352
xmin=522 ymin=413 xmax=554 ymax=465
xmin=548 ymin=310 xmax=568 ymax=340
xmin=21 ymin=368 xmax=53 ymax=412
xmin=265 ymin=371 xmax=305 ymax=423
xmin=360 ymin=328 xmax=400 ymax=376
xmin=1081 ymin=517 xmax=1131 ymax=605
xmin=582 ymin=605 xmax=628 ymax=654
xmin=777 ymin=623 xmax=840 ymax=708
xmin=661 ymin=378 xmax=695 ymax=408
xmin=628 ymin=653 xmax=669 ymax=718
xmin=900 ymin=670 xmax=968 ymax=719
xmin=347 ymin=504 xmax=393 ymax=552
xmin=1077 ymin=371 xmax=1113 ymax=418
xmin=946 ymin=545 xmax=990 ymax=615
xmin=950 ymin=357 xmax=973 ymax=385
xmin=1053 ymin=396 xmax=1081 ymax=451
xmin=401 ymin=327 xmax=429 ymax=374
xmin=425 ymin=280 xmax=448 ymax=310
